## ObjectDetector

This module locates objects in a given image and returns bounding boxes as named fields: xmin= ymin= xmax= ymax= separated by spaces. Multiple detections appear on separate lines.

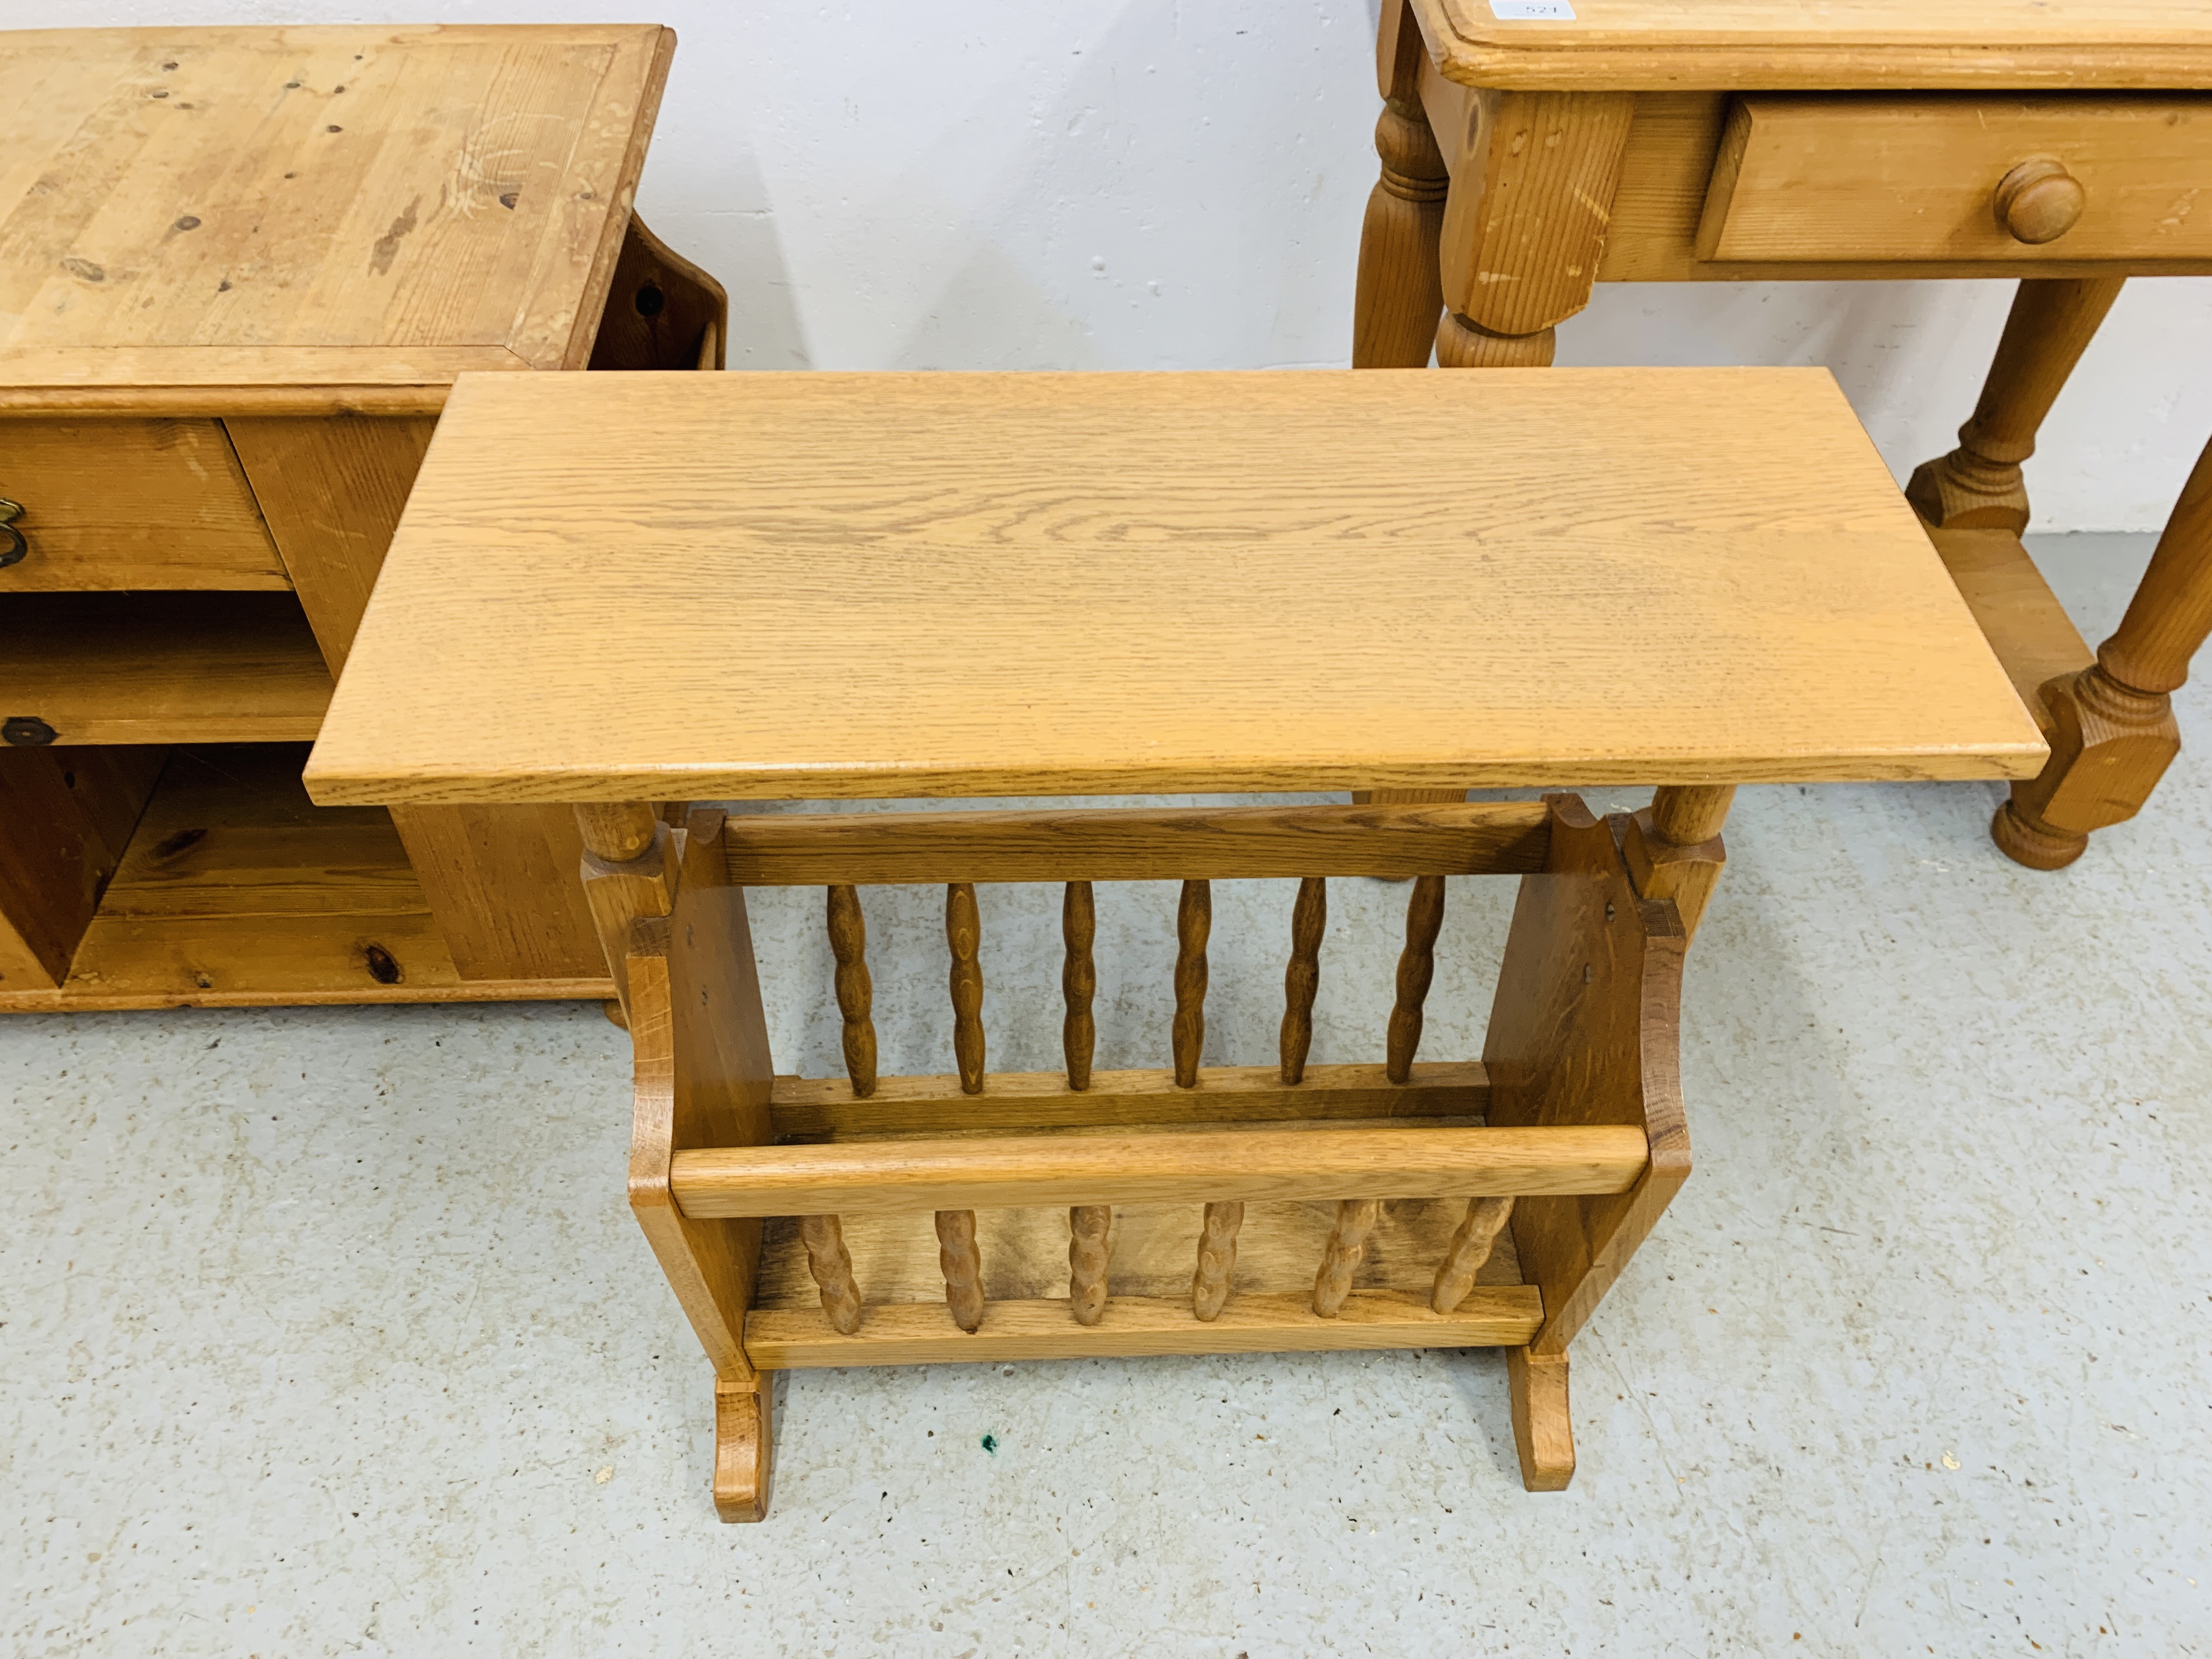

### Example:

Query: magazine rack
xmin=304 ymin=366 xmax=2045 ymax=1519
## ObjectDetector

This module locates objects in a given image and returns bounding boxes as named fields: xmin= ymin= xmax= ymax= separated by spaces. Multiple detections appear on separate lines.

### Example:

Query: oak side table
xmin=1355 ymin=0 xmax=2212 ymax=868
xmin=0 ymin=24 xmax=724 ymax=1009
xmin=303 ymin=366 xmax=2040 ymax=1521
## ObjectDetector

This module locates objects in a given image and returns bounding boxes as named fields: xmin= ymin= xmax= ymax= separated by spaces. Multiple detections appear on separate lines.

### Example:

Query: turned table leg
xmin=1352 ymin=0 xmax=1448 ymax=369
xmin=1995 ymin=428 xmax=2212 ymax=868
xmin=1625 ymin=785 xmax=1733 ymax=940
xmin=574 ymin=800 xmax=675 ymax=1015
xmin=1906 ymin=277 xmax=2125 ymax=534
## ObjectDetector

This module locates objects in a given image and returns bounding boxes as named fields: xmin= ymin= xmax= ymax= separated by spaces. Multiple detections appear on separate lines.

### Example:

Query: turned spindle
xmin=827 ymin=885 xmax=877 ymax=1098
xmin=1171 ymin=878 xmax=1210 ymax=1088
xmin=1191 ymin=1200 xmax=1244 ymax=1322
xmin=1279 ymin=877 xmax=1326 ymax=1085
xmin=1385 ymin=876 xmax=1446 ymax=1084
xmin=799 ymin=1213 xmax=862 ymax=1334
xmin=936 ymin=1209 xmax=985 ymax=1333
xmin=947 ymin=882 xmax=985 ymax=1094
xmin=1063 ymin=881 xmax=1096 ymax=1091
xmin=1312 ymin=1198 xmax=1382 ymax=1318
xmin=1068 ymin=1205 xmax=1112 ymax=1325
xmin=1430 ymin=1196 xmax=1515 ymax=1315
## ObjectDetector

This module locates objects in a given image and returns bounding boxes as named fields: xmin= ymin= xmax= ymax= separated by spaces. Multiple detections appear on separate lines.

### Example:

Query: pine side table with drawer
xmin=303 ymin=367 xmax=2042 ymax=1521
xmin=0 ymin=24 xmax=725 ymax=1010
xmin=1355 ymin=0 xmax=2212 ymax=870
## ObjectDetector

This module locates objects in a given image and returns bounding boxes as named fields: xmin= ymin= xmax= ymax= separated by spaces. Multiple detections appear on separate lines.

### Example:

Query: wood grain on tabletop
xmin=304 ymin=369 xmax=2045 ymax=804
xmin=1413 ymin=0 xmax=2212 ymax=90
xmin=0 ymin=25 xmax=670 ymax=409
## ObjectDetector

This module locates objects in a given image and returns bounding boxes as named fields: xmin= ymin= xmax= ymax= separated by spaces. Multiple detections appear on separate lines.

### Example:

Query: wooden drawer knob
xmin=0 ymin=499 xmax=24 ymax=569
xmin=1994 ymin=156 xmax=2085 ymax=245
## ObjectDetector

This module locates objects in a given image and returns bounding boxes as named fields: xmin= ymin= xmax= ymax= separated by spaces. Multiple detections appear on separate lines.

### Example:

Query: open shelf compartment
xmin=0 ymin=743 xmax=607 ymax=1009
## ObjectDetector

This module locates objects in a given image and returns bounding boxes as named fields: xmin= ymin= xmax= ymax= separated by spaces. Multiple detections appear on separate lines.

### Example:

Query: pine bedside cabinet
xmin=0 ymin=25 xmax=724 ymax=1009
xmin=1355 ymin=0 xmax=2212 ymax=868
xmin=303 ymin=366 xmax=2045 ymax=1521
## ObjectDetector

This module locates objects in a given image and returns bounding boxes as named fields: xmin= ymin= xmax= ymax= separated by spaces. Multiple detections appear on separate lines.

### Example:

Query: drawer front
xmin=0 ymin=418 xmax=289 ymax=590
xmin=1698 ymin=95 xmax=2212 ymax=264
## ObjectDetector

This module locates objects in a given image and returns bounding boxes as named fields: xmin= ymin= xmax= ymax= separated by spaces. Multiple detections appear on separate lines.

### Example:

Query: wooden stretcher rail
xmin=743 ymin=1286 xmax=1546 ymax=1369
xmin=670 ymin=1122 xmax=1648 ymax=1217
xmin=770 ymin=1060 xmax=1492 ymax=1138
xmin=720 ymin=802 xmax=1550 ymax=885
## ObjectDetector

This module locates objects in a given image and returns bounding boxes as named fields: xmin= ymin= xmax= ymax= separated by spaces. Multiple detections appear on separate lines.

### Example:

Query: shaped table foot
xmin=713 ymin=1376 xmax=773 ymax=1523
xmin=1507 ymin=1346 xmax=1576 ymax=1492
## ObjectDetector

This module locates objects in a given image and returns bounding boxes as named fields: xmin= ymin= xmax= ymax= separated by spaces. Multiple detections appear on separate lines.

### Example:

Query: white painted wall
xmin=12 ymin=0 xmax=2212 ymax=530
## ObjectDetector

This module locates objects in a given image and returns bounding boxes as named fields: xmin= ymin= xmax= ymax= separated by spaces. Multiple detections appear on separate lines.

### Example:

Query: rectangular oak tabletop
xmin=1415 ymin=0 xmax=2212 ymax=90
xmin=303 ymin=368 xmax=2046 ymax=806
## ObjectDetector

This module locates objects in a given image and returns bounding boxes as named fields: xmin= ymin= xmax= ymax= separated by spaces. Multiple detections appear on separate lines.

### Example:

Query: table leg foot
xmin=713 ymin=1375 xmax=773 ymax=1523
xmin=1506 ymin=1346 xmax=1575 ymax=1492
xmin=1990 ymin=800 xmax=2088 ymax=870
xmin=1995 ymin=664 xmax=2181 ymax=871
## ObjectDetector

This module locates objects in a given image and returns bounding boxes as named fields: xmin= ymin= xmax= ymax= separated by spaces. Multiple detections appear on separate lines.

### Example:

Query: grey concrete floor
xmin=5 ymin=534 xmax=2209 ymax=1656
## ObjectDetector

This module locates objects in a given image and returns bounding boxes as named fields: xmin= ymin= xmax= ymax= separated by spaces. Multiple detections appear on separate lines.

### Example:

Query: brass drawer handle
xmin=1994 ymin=156 xmax=2085 ymax=245
xmin=0 ymin=498 xmax=23 ymax=569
